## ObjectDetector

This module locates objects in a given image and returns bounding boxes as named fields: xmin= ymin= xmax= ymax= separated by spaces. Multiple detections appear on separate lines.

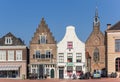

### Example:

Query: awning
xmin=0 ymin=65 xmax=21 ymax=71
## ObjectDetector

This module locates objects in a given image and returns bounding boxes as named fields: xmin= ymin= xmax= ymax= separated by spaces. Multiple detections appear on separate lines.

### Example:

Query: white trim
xmin=5 ymin=37 xmax=12 ymax=44
xmin=0 ymin=50 xmax=6 ymax=61
xmin=16 ymin=50 xmax=22 ymax=61
xmin=8 ymin=50 xmax=14 ymax=61
xmin=0 ymin=46 xmax=26 ymax=49
xmin=108 ymin=32 xmax=120 ymax=35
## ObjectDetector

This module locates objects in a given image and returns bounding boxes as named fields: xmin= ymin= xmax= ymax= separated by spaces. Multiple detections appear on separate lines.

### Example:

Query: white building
xmin=57 ymin=26 xmax=86 ymax=79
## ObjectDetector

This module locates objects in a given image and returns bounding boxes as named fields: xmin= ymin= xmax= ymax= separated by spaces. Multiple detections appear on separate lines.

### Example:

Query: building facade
xmin=85 ymin=8 xmax=106 ymax=73
xmin=57 ymin=26 xmax=85 ymax=79
xmin=29 ymin=18 xmax=57 ymax=79
xmin=0 ymin=32 xmax=28 ymax=79
xmin=106 ymin=21 xmax=120 ymax=76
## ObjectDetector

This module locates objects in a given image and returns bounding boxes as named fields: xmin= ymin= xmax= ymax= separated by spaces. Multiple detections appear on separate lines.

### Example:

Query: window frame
xmin=76 ymin=53 xmax=82 ymax=63
xmin=0 ymin=50 xmax=6 ymax=61
xmin=115 ymin=39 xmax=120 ymax=52
xmin=5 ymin=37 xmax=12 ymax=44
xmin=46 ymin=50 xmax=51 ymax=58
xmin=16 ymin=50 xmax=22 ymax=61
xmin=35 ymin=50 xmax=40 ymax=59
xmin=58 ymin=53 xmax=64 ymax=63
xmin=115 ymin=58 xmax=120 ymax=72
xmin=8 ymin=50 xmax=14 ymax=61
xmin=67 ymin=53 xmax=73 ymax=62
xmin=67 ymin=41 xmax=73 ymax=49
xmin=39 ymin=35 xmax=47 ymax=44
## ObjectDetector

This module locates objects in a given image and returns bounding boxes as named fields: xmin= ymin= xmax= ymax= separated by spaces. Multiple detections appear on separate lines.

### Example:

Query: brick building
xmin=85 ymin=8 xmax=106 ymax=73
xmin=29 ymin=18 xmax=57 ymax=79
xmin=0 ymin=32 xmax=28 ymax=79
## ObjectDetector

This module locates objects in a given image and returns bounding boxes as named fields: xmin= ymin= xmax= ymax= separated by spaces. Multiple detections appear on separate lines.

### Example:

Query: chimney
xmin=107 ymin=24 xmax=111 ymax=30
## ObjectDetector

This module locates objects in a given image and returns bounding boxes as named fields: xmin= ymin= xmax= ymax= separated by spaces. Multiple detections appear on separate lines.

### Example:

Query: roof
xmin=0 ymin=32 xmax=25 ymax=46
xmin=108 ymin=21 xmax=120 ymax=30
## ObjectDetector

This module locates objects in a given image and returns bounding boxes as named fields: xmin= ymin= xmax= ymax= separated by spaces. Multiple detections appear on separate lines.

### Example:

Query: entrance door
xmin=39 ymin=64 xmax=44 ymax=78
xmin=50 ymin=69 xmax=54 ymax=78
xmin=59 ymin=68 xmax=64 ymax=79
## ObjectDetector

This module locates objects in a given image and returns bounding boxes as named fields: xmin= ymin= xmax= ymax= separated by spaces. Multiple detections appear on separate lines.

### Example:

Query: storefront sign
xmin=66 ymin=63 xmax=73 ymax=66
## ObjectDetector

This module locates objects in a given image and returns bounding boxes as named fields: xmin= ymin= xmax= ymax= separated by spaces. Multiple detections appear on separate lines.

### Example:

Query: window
xmin=59 ymin=53 xmax=64 ymax=63
xmin=67 ymin=53 xmax=72 ymax=62
xmin=46 ymin=50 xmax=51 ymax=58
xmin=41 ymin=54 xmax=45 ymax=58
xmin=31 ymin=64 xmax=38 ymax=73
xmin=46 ymin=68 xmax=50 ymax=75
xmin=67 ymin=66 xmax=73 ymax=71
xmin=93 ymin=48 xmax=99 ymax=63
xmin=76 ymin=66 xmax=82 ymax=76
xmin=5 ymin=37 xmax=12 ymax=44
xmin=35 ymin=50 xmax=40 ymax=59
xmin=76 ymin=53 xmax=82 ymax=62
xmin=32 ymin=69 xmax=36 ymax=73
xmin=76 ymin=66 xmax=82 ymax=71
xmin=39 ymin=35 xmax=46 ymax=44
xmin=8 ymin=50 xmax=14 ymax=61
xmin=16 ymin=50 xmax=22 ymax=61
xmin=0 ymin=50 xmax=6 ymax=61
xmin=67 ymin=41 xmax=73 ymax=49
xmin=115 ymin=39 xmax=120 ymax=52
xmin=116 ymin=58 xmax=120 ymax=72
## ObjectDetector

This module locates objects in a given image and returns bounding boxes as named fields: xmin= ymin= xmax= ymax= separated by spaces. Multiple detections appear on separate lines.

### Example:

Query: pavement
xmin=0 ymin=78 xmax=120 ymax=82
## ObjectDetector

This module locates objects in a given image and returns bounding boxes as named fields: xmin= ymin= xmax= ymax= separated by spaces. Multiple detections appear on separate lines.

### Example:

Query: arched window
xmin=115 ymin=58 xmax=120 ymax=72
xmin=93 ymin=47 xmax=99 ymax=63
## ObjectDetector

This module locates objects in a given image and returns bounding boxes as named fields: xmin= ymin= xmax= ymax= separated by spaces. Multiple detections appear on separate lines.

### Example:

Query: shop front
xmin=76 ymin=66 xmax=82 ymax=77
xmin=67 ymin=66 xmax=73 ymax=78
xmin=0 ymin=65 xmax=20 ymax=78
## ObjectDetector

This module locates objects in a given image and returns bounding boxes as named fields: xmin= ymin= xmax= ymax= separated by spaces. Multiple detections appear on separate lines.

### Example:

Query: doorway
xmin=59 ymin=67 xmax=64 ymax=79
xmin=50 ymin=69 xmax=54 ymax=78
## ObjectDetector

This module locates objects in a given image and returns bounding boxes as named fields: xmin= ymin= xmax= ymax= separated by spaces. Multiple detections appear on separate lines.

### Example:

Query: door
xmin=39 ymin=64 xmax=44 ymax=78
xmin=59 ymin=69 xmax=64 ymax=79
xmin=50 ymin=69 xmax=54 ymax=78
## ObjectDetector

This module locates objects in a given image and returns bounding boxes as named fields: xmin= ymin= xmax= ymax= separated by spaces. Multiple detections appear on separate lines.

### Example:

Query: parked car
xmin=92 ymin=71 xmax=101 ymax=79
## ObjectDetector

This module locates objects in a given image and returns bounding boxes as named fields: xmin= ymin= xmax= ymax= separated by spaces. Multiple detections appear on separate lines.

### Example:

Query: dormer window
xmin=39 ymin=34 xmax=46 ymax=44
xmin=5 ymin=37 xmax=12 ymax=44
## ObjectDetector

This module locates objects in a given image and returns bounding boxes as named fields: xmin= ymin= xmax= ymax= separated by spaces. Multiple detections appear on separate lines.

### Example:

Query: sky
xmin=0 ymin=0 xmax=120 ymax=46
